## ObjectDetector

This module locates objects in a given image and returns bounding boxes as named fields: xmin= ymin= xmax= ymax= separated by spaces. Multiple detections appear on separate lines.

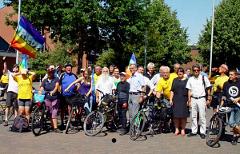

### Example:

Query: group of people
xmin=1 ymin=56 xmax=240 ymax=145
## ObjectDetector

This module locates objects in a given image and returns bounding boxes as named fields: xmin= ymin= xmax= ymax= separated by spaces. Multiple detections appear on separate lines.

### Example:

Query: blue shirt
xmin=59 ymin=72 xmax=78 ymax=96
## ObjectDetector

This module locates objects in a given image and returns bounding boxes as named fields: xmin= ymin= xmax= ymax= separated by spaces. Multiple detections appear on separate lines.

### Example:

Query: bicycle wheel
xmin=0 ymin=105 xmax=5 ymax=124
xmin=129 ymin=112 xmax=146 ymax=141
xmin=83 ymin=111 xmax=104 ymax=136
xmin=206 ymin=114 xmax=223 ymax=147
xmin=31 ymin=105 xmax=45 ymax=136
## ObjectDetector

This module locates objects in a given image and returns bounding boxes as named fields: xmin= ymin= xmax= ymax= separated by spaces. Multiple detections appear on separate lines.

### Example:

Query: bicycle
xmin=206 ymin=99 xmax=235 ymax=147
xmin=129 ymin=95 xmax=172 ymax=141
xmin=31 ymin=92 xmax=50 ymax=136
xmin=65 ymin=93 xmax=88 ymax=134
xmin=83 ymin=90 xmax=118 ymax=136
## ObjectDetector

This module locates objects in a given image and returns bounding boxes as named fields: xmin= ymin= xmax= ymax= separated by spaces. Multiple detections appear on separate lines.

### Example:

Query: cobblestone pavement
xmin=0 ymin=108 xmax=239 ymax=154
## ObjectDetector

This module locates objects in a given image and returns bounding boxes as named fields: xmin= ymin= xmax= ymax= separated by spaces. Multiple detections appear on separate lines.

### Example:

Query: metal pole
xmin=209 ymin=0 xmax=215 ymax=77
xmin=16 ymin=0 xmax=21 ymax=64
xmin=144 ymin=30 xmax=147 ymax=73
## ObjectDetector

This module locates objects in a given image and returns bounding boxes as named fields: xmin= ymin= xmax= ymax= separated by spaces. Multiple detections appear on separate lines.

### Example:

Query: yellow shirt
xmin=15 ymin=75 xmax=33 ymax=99
xmin=170 ymin=72 xmax=178 ymax=80
xmin=0 ymin=74 xmax=9 ymax=84
xmin=155 ymin=74 xmax=175 ymax=99
xmin=94 ymin=73 xmax=100 ymax=85
xmin=213 ymin=75 xmax=229 ymax=93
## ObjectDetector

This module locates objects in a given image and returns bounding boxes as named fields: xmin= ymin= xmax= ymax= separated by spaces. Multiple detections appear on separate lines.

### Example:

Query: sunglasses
xmin=193 ymin=69 xmax=200 ymax=72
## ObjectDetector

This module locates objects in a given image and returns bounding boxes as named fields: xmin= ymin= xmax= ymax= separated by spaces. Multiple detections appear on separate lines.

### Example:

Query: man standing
xmin=144 ymin=62 xmax=156 ymax=80
xmin=155 ymin=66 xmax=175 ymax=100
xmin=186 ymin=64 xmax=211 ymax=139
xmin=220 ymin=70 xmax=240 ymax=145
xmin=95 ymin=67 xmax=116 ymax=103
xmin=127 ymin=64 xmax=145 ymax=123
xmin=59 ymin=63 xmax=78 ymax=127
xmin=212 ymin=64 xmax=229 ymax=113
xmin=2 ymin=57 xmax=19 ymax=126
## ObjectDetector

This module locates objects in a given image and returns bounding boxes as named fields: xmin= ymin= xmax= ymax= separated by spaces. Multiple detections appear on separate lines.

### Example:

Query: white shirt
xmin=151 ymin=73 xmax=161 ymax=86
xmin=186 ymin=74 xmax=211 ymax=97
xmin=7 ymin=71 xmax=18 ymax=93
xmin=144 ymin=76 xmax=154 ymax=90
xmin=96 ymin=76 xmax=116 ymax=95
xmin=127 ymin=72 xmax=145 ymax=92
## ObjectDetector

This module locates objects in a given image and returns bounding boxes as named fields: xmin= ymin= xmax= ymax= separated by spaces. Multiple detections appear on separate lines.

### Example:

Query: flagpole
xmin=16 ymin=0 xmax=21 ymax=64
xmin=209 ymin=0 xmax=215 ymax=77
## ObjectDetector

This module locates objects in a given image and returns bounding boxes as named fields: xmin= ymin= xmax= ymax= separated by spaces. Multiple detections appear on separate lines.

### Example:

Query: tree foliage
xmin=198 ymin=0 xmax=240 ymax=69
xmin=6 ymin=0 xmax=190 ymax=71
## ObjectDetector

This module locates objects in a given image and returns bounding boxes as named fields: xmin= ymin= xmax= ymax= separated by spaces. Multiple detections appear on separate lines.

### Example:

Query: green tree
xmin=6 ymin=0 xmax=190 ymax=71
xmin=198 ymin=0 xmax=240 ymax=69
xmin=142 ymin=0 xmax=190 ymax=67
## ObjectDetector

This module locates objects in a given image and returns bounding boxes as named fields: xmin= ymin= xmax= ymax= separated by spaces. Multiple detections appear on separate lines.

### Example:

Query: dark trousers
xmin=118 ymin=103 xmax=127 ymax=130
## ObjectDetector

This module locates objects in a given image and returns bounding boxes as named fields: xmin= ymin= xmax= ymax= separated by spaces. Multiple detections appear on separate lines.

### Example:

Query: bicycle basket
xmin=34 ymin=93 xmax=45 ymax=103
xmin=69 ymin=94 xmax=85 ymax=106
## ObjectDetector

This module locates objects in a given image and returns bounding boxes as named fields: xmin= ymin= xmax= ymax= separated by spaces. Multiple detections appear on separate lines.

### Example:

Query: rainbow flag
xmin=10 ymin=16 xmax=44 ymax=58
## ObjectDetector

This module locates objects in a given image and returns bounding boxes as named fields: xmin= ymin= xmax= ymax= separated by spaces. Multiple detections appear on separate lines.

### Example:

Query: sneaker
xmin=54 ymin=128 xmax=63 ymax=133
xmin=187 ymin=133 xmax=197 ymax=137
xmin=200 ymin=134 xmax=206 ymax=139
xmin=3 ymin=121 xmax=8 ymax=127
xmin=119 ymin=130 xmax=128 ymax=136
xmin=231 ymin=136 xmax=238 ymax=145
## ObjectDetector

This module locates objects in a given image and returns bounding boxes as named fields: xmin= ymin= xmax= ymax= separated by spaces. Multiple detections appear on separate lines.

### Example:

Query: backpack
xmin=10 ymin=115 xmax=29 ymax=133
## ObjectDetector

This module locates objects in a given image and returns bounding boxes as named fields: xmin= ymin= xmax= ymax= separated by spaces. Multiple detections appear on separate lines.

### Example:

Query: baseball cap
xmin=119 ymin=72 xmax=127 ymax=76
xmin=64 ymin=63 xmax=73 ymax=68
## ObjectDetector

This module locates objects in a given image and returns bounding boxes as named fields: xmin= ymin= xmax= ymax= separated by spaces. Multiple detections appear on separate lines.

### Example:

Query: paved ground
xmin=0 ymin=83 xmax=239 ymax=153
xmin=0 ymin=108 xmax=239 ymax=154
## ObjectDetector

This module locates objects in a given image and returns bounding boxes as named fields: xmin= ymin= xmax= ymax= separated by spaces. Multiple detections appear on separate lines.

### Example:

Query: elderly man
xmin=155 ymin=66 xmax=175 ymax=100
xmin=186 ymin=64 xmax=211 ymax=139
xmin=211 ymin=64 xmax=229 ymax=112
xmin=127 ymin=64 xmax=145 ymax=123
xmin=145 ymin=62 xmax=156 ymax=80
xmin=170 ymin=63 xmax=180 ymax=79
xmin=95 ymin=67 xmax=116 ymax=103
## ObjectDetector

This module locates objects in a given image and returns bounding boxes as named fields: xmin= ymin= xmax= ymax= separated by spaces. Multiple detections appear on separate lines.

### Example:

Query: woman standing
xmin=13 ymin=69 xmax=36 ymax=121
xmin=170 ymin=67 xmax=188 ymax=136
xmin=40 ymin=66 xmax=62 ymax=133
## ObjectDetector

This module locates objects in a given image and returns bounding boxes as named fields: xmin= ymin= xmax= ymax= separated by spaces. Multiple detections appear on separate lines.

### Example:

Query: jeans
xmin=229 ymin=106 xmax=240 ymax=128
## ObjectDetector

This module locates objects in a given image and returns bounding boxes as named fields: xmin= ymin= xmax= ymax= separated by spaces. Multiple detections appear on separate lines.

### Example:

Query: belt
xmin=129 ymin=92 xmax=140 ymax=95
xmin=191 ymin=96 xmax=205 ymax=99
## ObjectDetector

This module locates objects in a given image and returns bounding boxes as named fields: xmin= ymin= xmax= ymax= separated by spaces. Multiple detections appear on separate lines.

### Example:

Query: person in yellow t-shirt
xmin=0 ymin=72 xmax=9 ymax=97
xmin=170 ymin=63 xmax=180 ymax=80
xmin=13 ymin=69 xmax=36 ymax=120
xmin=155 ymin=66 xmax=175 ymax=100
xmin=211 ymin=64 xmax=229 ymax=112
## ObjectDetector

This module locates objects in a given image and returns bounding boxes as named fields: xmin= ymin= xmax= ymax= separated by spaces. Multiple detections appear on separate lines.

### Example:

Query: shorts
xmin=6 ymin=91 xmax=18 ymax=108
xmin=45 ymin=99 xmax=59 ymax=119
xmin=18 ymin=99 xmax=32 ymax=107
xmin=211 ymin=92 xmax=222 ymax=109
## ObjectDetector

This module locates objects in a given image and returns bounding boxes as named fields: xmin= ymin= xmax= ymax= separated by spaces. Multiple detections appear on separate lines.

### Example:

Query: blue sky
xmin=1 ymin=0 xmax=222 ymax=45
xmin=165 ymin=0 xmax=222 ymax=45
